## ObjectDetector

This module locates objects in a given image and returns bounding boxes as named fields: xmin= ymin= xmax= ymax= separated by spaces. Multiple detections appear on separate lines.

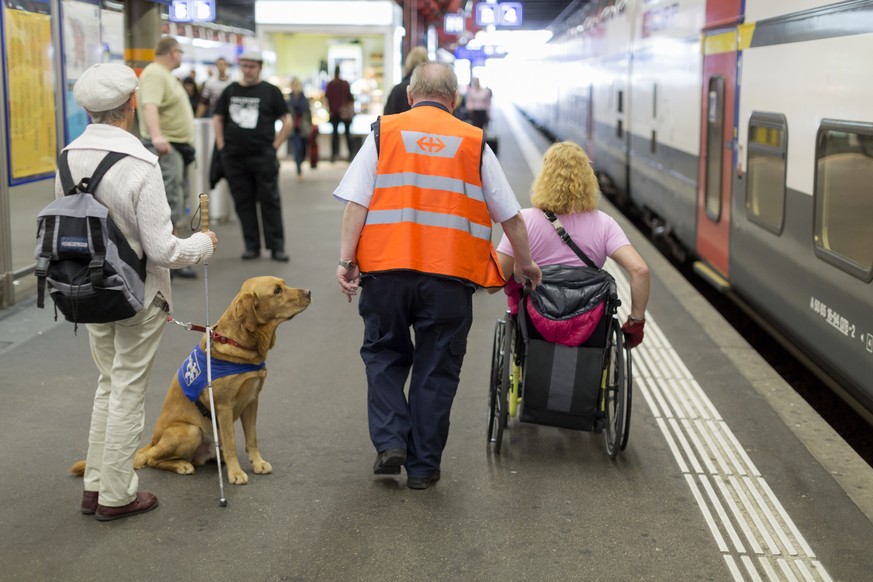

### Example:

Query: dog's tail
xmin=71 ymin=444 xmax=153 ymax=475
xmin=133 ymin=445 xmax=152 ymax=469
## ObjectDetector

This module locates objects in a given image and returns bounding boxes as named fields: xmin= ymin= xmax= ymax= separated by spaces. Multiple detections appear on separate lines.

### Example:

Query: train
xmin=509 ymin=0 xmax=873 ymax=420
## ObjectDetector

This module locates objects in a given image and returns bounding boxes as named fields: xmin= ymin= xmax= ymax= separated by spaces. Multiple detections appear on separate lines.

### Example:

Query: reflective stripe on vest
xmin=357 ymin=105 xmax=506 ymax=288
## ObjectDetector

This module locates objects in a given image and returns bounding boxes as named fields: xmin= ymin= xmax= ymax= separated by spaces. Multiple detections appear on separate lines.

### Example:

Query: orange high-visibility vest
xmin=357 ymin=104 xmax=506 ymax=288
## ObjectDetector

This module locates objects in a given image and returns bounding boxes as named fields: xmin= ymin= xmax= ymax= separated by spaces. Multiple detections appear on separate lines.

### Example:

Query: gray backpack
xmin=34 ymin=151 xmax=147 ymax=328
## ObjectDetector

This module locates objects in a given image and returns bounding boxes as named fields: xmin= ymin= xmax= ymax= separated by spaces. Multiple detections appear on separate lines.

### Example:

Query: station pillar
xmin=125 ymin=0 xmax=162 ymax=73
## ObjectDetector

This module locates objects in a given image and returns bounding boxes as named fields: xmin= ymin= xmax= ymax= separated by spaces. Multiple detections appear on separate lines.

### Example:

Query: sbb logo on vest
xmin=417 ymin=136 xmax=444 ymax=153
xmin=400 ymin=131 xmax=462 ymax=158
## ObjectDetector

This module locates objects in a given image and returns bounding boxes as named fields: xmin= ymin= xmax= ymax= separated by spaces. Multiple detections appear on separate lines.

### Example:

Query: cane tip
xmin=219 ymin=498 xmax=227 ymax=507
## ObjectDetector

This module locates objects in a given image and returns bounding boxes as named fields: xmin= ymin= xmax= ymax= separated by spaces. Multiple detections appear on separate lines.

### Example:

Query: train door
xmin=696 ymin=28 xmax=738 ymax=278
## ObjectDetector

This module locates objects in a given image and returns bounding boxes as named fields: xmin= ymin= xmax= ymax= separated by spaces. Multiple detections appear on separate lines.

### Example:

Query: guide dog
xmin=71 ymin=276 xmax=311 ymax=485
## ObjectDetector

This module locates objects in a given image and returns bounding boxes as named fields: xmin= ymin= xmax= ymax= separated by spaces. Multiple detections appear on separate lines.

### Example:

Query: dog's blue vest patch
xmin=178 ymin=344 xmax=266 ymax=402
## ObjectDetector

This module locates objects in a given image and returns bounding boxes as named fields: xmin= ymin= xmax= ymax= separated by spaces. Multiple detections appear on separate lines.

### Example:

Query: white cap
xmin=73 ymin=63 xmax=138 ymax=112
xmin=239 ymin=50 xmax=263 ymax=63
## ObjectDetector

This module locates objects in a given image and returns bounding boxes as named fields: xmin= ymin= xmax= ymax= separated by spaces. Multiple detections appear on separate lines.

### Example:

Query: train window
xmin=704 ymin=76 xmax=725 ymax=221
xmin=814 ymin=120 xmax=873 ymax=282
xmin=746 ymin=113 xmax=787 ymax=234
xmin=617 ymin=90 xmax=624 ymax=114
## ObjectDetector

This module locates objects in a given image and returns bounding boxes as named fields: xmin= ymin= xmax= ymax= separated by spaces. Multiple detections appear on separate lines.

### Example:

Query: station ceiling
xmin=213 ymin=1 xmax=582 ymax=33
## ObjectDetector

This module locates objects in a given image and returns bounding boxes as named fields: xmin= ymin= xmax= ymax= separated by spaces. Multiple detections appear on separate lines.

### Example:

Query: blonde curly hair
xmin=530 ymin=141 xmax=600 ymax=214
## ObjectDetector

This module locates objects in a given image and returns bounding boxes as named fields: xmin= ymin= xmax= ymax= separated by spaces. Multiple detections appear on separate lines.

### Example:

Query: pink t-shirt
xmin=496 ymin=207 xmax=630 ymax=268
xmin=497 ymin=208 xmax=630 ymax=346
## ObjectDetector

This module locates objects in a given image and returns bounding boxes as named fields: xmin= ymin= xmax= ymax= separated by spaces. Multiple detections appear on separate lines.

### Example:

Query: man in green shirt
xmin=138 ymin=36 xmax=197 ymax=279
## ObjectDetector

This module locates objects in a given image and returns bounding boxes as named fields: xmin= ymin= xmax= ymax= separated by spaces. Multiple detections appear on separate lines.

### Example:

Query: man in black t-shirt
xmin=214 ymin=51 xmax=292 ymax=262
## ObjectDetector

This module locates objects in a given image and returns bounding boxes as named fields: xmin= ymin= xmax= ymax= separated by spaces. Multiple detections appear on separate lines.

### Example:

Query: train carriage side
xmin=730 ymin=0 xmax=873 ymax=414
xmin=586 ymin=2 xmax=636 ymax=196
xmin=627 ymin=0 xmax=707 ymax=255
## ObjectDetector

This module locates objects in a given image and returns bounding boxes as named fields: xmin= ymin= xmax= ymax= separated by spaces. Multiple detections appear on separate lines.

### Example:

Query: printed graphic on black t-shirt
xmin=229 ymin=96 xmax=260 ymax=129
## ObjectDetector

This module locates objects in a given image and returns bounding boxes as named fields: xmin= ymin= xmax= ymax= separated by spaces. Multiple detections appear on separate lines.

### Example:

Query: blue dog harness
xmin=178 ymin=344 xmax=266 ymax=403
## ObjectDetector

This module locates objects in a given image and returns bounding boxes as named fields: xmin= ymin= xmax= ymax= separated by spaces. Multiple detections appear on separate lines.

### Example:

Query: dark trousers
xmin=329 ymin=115 xmax=352 ymax=161
xmin=221 ymin=146 xmax=285 ymax=253
xmin=358 ymin=272 xmax=474 ymax=478
xmin=471 ymin=110 xmax=489 ymax=130
xmin=288 ymin=130 xmax=307 ymax=175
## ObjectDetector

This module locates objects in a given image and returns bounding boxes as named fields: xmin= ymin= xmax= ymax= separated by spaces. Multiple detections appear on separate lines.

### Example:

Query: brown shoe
xmin=95 ymin=491 xmax=159 ymax=521
xmin=81 ymin=490 xmax=98 ymax=515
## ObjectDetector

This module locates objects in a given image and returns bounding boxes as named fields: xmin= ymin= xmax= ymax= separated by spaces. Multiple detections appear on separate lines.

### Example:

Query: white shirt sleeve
xmin=333 ymin=132 xmax=378 ymax=207
xmin=481 ymin=145 xmax=521 ymax=223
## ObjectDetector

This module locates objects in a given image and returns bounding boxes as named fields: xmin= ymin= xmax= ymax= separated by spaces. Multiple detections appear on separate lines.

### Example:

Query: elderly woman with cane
xmin=64 ymin=63 xmax=217 ymax=521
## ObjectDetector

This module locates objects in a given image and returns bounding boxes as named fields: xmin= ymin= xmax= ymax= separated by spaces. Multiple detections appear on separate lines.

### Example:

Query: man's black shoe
xmin=271 ymin=251 xmax=290 ymax=262
xmin=373 ymin=448 xmax=406 ymax=475
xmin=171 ymin=266 xmax=198 ymax=279
xmin=241 ymin=249 xmax=260 ymax=260
xmin=407 ymin=471 xmax=440 ymax=490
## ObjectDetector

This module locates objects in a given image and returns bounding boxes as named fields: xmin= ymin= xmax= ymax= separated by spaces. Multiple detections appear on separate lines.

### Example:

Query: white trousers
xmin=83 ymin=299 xmax=166 ymax=507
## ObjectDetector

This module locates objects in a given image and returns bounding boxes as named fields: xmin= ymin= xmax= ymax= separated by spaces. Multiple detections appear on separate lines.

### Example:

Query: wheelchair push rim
xmin=603 ymin=317 xmax=632 ymax=459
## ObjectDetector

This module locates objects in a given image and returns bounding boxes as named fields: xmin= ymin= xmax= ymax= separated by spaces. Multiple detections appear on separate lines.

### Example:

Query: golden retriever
xmin=71 ymin=276 xmax=311 ymax=485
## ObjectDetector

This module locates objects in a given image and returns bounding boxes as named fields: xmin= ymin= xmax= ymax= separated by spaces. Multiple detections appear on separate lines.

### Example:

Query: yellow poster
xmin=4 ymin=5 xmax=57 ymax=181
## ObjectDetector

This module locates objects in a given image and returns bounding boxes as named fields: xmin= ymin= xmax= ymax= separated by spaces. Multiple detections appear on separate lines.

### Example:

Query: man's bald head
xmin=408 ymin=63 xmax=458 ymax=106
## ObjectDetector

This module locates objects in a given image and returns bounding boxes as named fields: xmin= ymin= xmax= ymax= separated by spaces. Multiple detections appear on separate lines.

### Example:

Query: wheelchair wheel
xmin=603 ymin=318 xmax=631 ymax=459
xmin=488 ymin=318 xmax=512 ymax=452
xmin=620 ymin=344 xmax=633 ymax=451
xmin=487 ymin=320 xmax=504 ymax=442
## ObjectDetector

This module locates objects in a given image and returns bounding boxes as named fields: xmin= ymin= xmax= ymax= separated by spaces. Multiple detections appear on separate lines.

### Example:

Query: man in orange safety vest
xmin=334 ymin=62 xmax=541 ymax=489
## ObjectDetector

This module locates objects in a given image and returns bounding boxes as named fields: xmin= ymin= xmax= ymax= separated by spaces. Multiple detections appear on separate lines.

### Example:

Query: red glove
xmin=621 ymin=318 xmax=645 ymax=348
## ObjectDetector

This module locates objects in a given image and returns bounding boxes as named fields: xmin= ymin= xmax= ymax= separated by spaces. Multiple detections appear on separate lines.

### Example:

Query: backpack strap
xmin=35 ymin=215 xmax=56 ymax=309
xmin=57 ymin=151 xmax=76 ymax=196
xmin=58 ymin=150 xmax=128 ymax=195
xmin=76 ymin=151 xmax=128 ymax=195
xmin=62 ymin=151 xmax=129 ymax=287
xmin=543 ymin=210 xmax=598 ymax=270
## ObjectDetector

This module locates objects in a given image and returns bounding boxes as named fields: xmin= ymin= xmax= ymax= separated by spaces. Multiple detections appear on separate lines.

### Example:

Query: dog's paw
xmin=251 ymin=459 xmax=273 ymax=474
xmin=228 ymin=469 xmax=249 ymax=485
xmin=175 ymin=461 xmax=195 ymax=475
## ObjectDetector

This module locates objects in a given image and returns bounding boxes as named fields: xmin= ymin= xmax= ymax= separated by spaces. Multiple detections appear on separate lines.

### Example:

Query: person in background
xmin=213 ymin=51 xmax=292 ymax=262
xmin=181 ymin=77 xmax=200 ymax=113
xmin=66 ymin=63 xmax=217 ymax=521
xmin=495 ymin=141 xmax=650 ymax=348
xmin=465 ymin=77 xmax=492 ymax=130
xmin=383 ymin=46 xmax=429 ymax=115
xmin=334 ymin=63 xmax=542 ymax=490
xmin=286 ymin=77 xmax=312 ymax=181
xmin=197 ymin=57 xmax=232 ymax=118
xmin=137 ymin=36 xmax=198 ymax=279
xmin=325 ymin=65 xmax=354 ymax=162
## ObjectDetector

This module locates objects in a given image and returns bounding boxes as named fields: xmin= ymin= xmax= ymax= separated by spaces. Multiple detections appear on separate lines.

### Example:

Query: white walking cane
xmin=199 ymin=193 xmax=227 ymax=508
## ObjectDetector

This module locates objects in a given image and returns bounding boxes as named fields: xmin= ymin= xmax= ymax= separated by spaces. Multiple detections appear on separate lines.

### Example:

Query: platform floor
xmin=1 ymin=103 xmax=871 ymax=581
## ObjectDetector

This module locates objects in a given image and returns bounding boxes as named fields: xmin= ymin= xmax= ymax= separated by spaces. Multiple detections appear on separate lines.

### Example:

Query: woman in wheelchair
xmin=493 ymin=141 xmax=650 ymax=347
xmin=487 ymin=141 xmax=650 ymax=457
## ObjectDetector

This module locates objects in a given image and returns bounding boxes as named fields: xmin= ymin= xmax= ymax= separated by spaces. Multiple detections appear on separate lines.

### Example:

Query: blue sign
xmin=444 ymin=13 xmax=465 ymax=35
xmin=475 ymin=3 xmax=497 ymax=27
xmin=500 ymin=2 xmax=523 ymax=26
xmin=475 ymin=2 xmax=523 ymax=27
xmin=169 ymin=0 xmax=215 ymax=22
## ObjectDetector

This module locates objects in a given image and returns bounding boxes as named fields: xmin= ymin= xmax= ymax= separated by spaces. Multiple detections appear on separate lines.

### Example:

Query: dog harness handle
xmin=166 ymin=316 xmax=258 ymax=351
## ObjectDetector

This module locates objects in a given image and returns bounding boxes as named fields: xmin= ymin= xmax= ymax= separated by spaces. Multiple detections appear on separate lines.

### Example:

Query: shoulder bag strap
xmin=543 ymin=210 xmax=598 ymax=270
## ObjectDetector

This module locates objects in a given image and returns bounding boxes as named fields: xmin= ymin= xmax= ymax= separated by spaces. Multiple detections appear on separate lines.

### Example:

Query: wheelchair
xmin=487 ymin=275 xmax=633 ymax=459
